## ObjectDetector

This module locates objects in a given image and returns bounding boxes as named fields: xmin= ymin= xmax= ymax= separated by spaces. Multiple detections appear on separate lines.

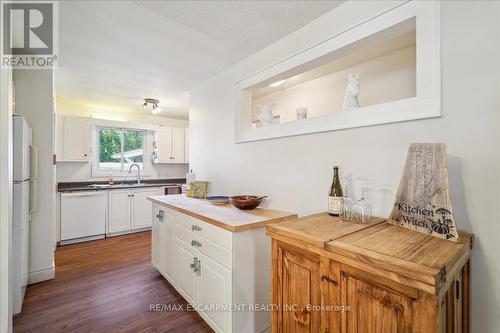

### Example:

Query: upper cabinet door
xmin=184 ymin=128 xmax=189 ymax=163
xmin=64 ymin=116 xmax=90 ymax=161
xmin=156 ymin=127 xmax=173 ymax=163
xmin=171 ymin=128 xmax=185 ymax=163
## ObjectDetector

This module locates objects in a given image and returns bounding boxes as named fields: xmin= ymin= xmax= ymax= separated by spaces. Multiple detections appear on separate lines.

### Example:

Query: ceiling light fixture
xmin=142 ymin=98 xmax=162 ymax=114
xmin=269 ymin=79 xmax=286 ymax=88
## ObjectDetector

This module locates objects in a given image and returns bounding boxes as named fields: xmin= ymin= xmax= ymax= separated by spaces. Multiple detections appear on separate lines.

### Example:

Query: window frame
xmin=91 ymin=125 xmax=149 ymax=177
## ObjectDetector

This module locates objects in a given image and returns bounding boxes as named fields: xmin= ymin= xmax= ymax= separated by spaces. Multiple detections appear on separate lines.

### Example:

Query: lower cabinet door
xmin=131 ymin=188 xmax=159 ymax=229
xmin=175 ymin=239 xmax=199 ymax=305
xmin=199 ymin=252 xmax=232 ymax=333
xmin=108 ymin=189 xmax=131 ymax=233
xmin=341 ymin=271 xmax=415 ymax=333
xmin=151 ymin=206 xmax=161 ymax=270
xmin=273 ymin=241 xmax=321 ymax=333
xmin=162 ymin=209 xmax=175 ymax=282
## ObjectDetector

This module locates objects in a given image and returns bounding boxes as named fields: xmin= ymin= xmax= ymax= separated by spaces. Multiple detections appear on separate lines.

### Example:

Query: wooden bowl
xmin=230 ymin=195 xmax=265 ymax=210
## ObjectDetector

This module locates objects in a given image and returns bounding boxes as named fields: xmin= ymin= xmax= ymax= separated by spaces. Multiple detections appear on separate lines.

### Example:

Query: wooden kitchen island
xmin=148 ymin=194 xmax=297 ymax=333
xmin=266 ymin=213 xmax=473 ymax=333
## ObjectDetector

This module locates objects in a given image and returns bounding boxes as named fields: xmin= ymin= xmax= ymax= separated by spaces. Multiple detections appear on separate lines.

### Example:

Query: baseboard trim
xmin=106 ymin=227 xmax=151 ymax=238
xmin=28 ymin=266 xmax=55 ymax=284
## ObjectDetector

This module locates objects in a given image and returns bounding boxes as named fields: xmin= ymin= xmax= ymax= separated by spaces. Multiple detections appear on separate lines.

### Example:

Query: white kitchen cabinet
xmin=156 ymin=127 xmax=173 ymax=163
xmin=184 ymin=128 xmax=189 ymax=163
xmin=108 ymin=189 xmax=131 ymax=233
xmin=152 ymin=204 xmax=175 ymax=283
xmin=155 ymin=127 xmax=187 ymax=163
xmin=162 ymin=209 xmax=175 ymax=282
xmin=171 ymin=128 xmax=185 ymax=163
xmin=199 ymin=252 xmax=232 ymax=332
xmin=109 ymin=187 xmax=163 ymax=235
xmin=175 ymin=237 xmax=199 ymax=305
xmin=62 ymin=116 xmax=91 ymax=162
xmin=60 ymin=191 xmax=107 ymax=243
xmin=152 ymin=206 xmax=161 ymax=270
xmin=131 ymin=188 xmax=160 ymax=229
xmin=151 ymin=202 xmax=277 ymax=333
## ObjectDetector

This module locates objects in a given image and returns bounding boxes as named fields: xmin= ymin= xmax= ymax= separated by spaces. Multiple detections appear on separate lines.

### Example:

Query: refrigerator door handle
xmin=30 ymin=145 xmax=38 ymax=179
xmin=29 ymin=178 xmax=37 ymax=214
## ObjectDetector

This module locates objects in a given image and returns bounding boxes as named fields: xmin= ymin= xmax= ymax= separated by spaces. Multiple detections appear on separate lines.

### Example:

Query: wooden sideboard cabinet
xmin=267 ymin=213 xmax=473 ymax=333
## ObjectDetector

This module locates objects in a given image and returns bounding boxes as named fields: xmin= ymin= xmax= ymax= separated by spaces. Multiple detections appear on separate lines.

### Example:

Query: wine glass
xmin=341 ymin=176 xmax=355 ymax=222
xmin=354 ymin=179 xmax=372 ymax=224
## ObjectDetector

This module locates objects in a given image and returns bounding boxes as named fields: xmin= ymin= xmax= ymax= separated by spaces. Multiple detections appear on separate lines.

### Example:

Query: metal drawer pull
xmin=191 ymin=225 xmax=202 ymax=231
xmin=191 ymin=257 xmax=200 ymax=275
xmin=191 ymin=240 xmax=202 ymax=247
xmin=156 ymin=210 xmax=164 ymax=222
xmin=321 ymin=275 xmax=338 ymax=286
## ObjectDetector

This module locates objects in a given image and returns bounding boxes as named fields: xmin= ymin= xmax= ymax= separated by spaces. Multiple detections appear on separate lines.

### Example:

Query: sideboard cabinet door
xmin=341 ymin=271 xmax=415 ymax=333
xmin=272 ymin=240 xmax=321 ymax=333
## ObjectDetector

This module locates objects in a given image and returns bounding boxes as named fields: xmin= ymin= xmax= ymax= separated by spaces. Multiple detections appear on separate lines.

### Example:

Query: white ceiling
xmin=57 ymin=1 xmax=343 ymax=119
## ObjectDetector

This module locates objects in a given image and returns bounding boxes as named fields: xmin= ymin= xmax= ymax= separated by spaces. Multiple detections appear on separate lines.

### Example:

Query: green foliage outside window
xmin=98 ymin=127 xmax=145 ymax=170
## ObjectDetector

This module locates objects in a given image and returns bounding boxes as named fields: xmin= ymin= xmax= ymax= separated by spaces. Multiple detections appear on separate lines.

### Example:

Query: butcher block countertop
xmin=148 ymin=194 xmax=297 ymax=232
xmin=266 ymin=212 xmax=386 ymax=248
xmin=267 ymin=213 xmax=473 ymax=294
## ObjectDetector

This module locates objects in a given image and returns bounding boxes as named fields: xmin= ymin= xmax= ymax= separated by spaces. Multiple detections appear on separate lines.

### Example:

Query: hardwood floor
xmin=14 ymin=232 xmax=213 ymax=333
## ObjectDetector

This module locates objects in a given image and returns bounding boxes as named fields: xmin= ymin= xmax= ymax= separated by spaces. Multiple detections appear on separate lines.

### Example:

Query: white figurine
xmin=342 ymin=73 xmax=360 ymax=111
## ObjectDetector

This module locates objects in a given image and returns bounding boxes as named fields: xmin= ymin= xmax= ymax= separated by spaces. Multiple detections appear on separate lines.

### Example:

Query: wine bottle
xmin=328 ymin=166 xmax=343 ymax=216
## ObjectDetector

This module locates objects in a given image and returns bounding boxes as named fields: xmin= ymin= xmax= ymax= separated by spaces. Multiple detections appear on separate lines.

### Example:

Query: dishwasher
xmin=60 ymin=191 xmax=107 ymax=244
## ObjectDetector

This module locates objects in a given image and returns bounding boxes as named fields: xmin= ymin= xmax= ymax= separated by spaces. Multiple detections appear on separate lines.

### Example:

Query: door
xmin=273 ymin=241 xmax=321 ymax=333
xmin=60 ymin=191 xmax=107 ymax=241
xmin=108 ymin=190 xmax=131 ymax=233
xmin=131 ymin=188 xmax=158 ymax=229
xmin=162 ymin=209 xmax=175 ymax=283
xmin=175 ymin=237 xmax=199 ymax=304
xmin=341 ymin=271 xmax=414 ymax=333
xmin=171 ymin=128 xmax=185 ymax=163
xmin=199 ymin=252 xmax=232 ymax=332
xmin=64 ymin=116 xmax=90 ymax=161
xmin=157 ymin=127 xmax=172 ymax=163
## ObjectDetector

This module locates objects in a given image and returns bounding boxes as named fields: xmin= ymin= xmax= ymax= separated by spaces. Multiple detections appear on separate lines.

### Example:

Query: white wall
xmin=189 ymin=1 xmax=500 ymax=332
xmin=253 ymin=45 xmax=416 ymax=122
xmin=13 ymin=70 xmax=56 ymax=284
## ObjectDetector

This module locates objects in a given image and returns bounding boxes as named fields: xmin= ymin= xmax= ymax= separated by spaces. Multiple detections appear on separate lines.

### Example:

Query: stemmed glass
xmin=354 ymin=179 xmax=372 ymax=224
xmin=341 ymin=176 xmax=355 ymax=222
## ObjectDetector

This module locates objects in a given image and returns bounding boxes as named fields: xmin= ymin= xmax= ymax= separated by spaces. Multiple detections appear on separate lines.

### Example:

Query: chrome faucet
xmin=128 ymin=163 xmax=141 ymax=184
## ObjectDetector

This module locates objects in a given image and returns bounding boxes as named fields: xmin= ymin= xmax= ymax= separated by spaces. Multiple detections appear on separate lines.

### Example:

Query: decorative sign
xmin=388 ymin=143 xmax=458 ymax=242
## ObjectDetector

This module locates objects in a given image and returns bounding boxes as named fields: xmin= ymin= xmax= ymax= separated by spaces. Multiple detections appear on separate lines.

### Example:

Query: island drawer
xmin=177 ymin=214 xmax=232 ymax=250
xmin=175 ymin=224 xmax=232 ymax=270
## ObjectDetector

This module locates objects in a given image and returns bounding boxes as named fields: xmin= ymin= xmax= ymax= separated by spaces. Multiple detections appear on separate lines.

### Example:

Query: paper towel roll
xmin=186 ymin=171 xmax=195 ymax=188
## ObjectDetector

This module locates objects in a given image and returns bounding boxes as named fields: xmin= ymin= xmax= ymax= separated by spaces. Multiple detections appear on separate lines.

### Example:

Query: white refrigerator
xmin=12 ymin=115 xmax=37 ymax=315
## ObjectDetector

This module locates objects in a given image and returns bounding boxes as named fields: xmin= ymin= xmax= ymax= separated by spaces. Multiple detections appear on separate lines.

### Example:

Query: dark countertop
xmin=57 ymin=178 xmax=186 ymax=193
